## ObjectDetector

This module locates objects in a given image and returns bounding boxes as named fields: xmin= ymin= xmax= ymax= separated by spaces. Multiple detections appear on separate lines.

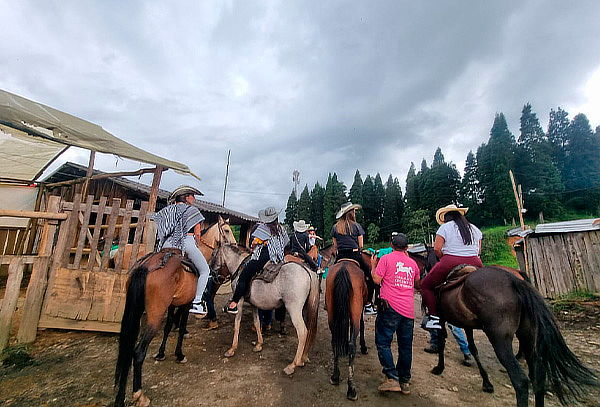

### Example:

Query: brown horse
xmin=114 ymin=218 xmax=235 ymax=407
xmin=326 ymin=258 xmax=370 ymax=401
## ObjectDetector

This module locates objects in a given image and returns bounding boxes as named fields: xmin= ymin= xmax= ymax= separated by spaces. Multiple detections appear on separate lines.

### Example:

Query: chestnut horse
xmin=114 ymin=217 xmax=235 ymax=407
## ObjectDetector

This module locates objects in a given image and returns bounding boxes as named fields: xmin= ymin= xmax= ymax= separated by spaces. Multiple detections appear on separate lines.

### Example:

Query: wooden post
xmin=509 ymin=170 xmax=526 ymax=230
xmin=81 ymin=151 xmax=95 ymax=197
xmin=0 ymin=257 xmax=25 ymax=350
xmin=17 ymin=196 xmax=61 ymax=343
xmin=147 ymin=166 xmax=164 ymax=213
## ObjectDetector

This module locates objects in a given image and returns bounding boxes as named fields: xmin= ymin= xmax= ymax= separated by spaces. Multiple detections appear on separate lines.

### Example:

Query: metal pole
xmin=222 ymin=150 xmax=231 ymax=207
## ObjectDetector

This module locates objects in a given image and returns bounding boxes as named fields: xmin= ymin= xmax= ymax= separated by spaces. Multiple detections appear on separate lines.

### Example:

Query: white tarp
xmin=0 ymin=184 xmax=38 ymax=227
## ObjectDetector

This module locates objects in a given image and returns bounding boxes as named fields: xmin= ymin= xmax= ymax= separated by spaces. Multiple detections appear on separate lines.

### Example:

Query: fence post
xmin=17 ymin=196 xmax=61 ymax=344
xmin=0 ymin=257 xmax=25 ymax=350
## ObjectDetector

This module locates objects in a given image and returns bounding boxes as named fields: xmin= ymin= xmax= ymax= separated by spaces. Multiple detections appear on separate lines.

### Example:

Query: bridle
xmin=207 ymin=220 xmax=236 ymax=285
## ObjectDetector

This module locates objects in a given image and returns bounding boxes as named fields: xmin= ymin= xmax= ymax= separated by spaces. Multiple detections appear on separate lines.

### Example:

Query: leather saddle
xmin=437 ymin=264 xmax=478 ymax=293
xmin=334 ymin=258 xmax=361 ymax=268
xmin=151 ymin=248 xmax=200 ymax=277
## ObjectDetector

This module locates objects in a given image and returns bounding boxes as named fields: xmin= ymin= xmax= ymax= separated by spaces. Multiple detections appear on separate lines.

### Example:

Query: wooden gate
xmin=38 ymin=194 xmax=153 ymax=333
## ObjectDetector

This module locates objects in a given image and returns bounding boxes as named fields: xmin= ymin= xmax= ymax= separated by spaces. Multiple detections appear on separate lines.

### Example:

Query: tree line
xmin=284 ymin=104 xmax=600 ymax=243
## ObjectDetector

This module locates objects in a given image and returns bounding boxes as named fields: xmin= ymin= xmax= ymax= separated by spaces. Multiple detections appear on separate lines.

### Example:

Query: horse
xmin=326 ymin=256 xmax=371 ymax=401
xmin=209 ymin=244 xmax=320 ymax=375
xmin=114 ymin=217 xmax=235 ymax=407
xmin=426 ymin=264 xmax=598 ymax=406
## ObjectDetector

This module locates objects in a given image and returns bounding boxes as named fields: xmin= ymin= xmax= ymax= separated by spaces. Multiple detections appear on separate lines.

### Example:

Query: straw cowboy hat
xmin=169 ymin=185 xmax=203 ymax=203
xmin=435 ymin=204 xmax=468 ymax=225
xmin=293 ymin=220 xmax=310 ymax=233
xmin=258 ymin=206 xmax=281 ymax=223
xmin=336 ymin=202 xmax=362 ymax=219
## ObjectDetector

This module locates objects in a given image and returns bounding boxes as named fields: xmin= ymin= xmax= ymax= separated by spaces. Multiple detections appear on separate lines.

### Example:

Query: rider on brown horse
xmin=289 ymin=220 xmax=319 ymax=271
xmin=154 ymin=185 xmax=211 ymax=316
xmin=420 ymin=204 xmax=483 ymax=330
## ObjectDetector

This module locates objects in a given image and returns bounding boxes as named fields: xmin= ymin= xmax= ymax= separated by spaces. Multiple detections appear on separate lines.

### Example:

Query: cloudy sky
xmin=1 ymin=0 xmax=599 ymax=216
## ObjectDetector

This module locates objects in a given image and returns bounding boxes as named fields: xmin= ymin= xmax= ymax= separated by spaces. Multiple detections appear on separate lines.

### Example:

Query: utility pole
xmin=292 ymin=169 xmax=300 ymax=198
xmin=222 ymin=150 xmax=231 ymax=207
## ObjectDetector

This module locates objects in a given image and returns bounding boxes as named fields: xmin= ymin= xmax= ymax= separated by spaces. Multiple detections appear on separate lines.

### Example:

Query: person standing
xmin=421 ymin=205 xmax=483 ymax=330
xmin=154 ymin=185 xmax=210 ymax=316
xmin=371 ymin=233 xmax=420 ymax=394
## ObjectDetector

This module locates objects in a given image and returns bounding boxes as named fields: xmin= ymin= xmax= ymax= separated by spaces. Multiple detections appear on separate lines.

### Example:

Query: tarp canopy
xmin=0 ymin=89 xmax=199 ymax=182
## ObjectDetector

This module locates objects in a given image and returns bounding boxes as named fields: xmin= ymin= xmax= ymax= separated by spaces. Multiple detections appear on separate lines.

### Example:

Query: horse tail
xmin=114 ymin=260 xmax=149 ymax=399
xmin=513 ymin=279 xmax=598 ymax=404
xmin=302 ymin=270 xmax=321 ymax=360
xmin=331 ymin=264 xmax=352 ymax=357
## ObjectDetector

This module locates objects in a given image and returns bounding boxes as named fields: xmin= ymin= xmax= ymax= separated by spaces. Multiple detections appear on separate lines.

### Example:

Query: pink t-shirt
xmin=375 ymin=251 xmax=420 ymax=319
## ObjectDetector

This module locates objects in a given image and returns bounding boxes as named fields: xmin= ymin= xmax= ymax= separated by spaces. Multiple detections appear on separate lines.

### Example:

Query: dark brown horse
xmin=113 ymin=219 xmax=235 ymax=407
xmin=431 ymin=266 xmax=598 ymax=407
xmin=326 ymin=258 xmax=370 ymax=401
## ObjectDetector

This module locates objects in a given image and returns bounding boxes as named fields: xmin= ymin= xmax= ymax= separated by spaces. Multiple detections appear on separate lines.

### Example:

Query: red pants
xmin=421 ymin=254 xmax=483 ymax=316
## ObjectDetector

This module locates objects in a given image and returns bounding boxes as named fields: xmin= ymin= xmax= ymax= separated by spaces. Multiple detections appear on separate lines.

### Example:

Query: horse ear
xmin=225 ymin=218 xmax=230 ymax=224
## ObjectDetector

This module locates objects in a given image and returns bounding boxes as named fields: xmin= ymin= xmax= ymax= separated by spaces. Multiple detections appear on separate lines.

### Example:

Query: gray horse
xmin=210 ymin=244 xmax=320 ymax=375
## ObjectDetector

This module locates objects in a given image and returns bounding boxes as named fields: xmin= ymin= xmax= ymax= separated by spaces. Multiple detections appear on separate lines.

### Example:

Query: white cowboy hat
xmin=258 ymin=206 xmax=281 ymax=223
xmin=335 ymin=202 xmax=362 ymax=219
xmin=435 ymin=204 xmax=468 ymax=225
xmin=293 ymin=220 xmax=310 ymax=233
xmin=169 ymin=185 xmax=203 ymax=203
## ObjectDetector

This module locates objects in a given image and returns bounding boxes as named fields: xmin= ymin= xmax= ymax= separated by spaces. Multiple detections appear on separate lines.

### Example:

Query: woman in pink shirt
xmin=370 ymin=233 xmax=420 ymax=395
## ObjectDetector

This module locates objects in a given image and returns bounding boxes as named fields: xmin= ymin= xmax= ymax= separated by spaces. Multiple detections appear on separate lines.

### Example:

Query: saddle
xmin=437 ymin=264 xmax=478 ymax=293
xmin=334 ymin=258 xmax=361 ymax=268
xmin=142 ymin=248 xmax=200 ymax=277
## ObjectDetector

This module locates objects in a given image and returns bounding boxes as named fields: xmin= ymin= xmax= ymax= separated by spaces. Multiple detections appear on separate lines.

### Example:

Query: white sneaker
xmin=364 ymin=304 xmax=377 ymax=315
xmin=424 ymin=315 xmax=442 ymax=330
xmin=190 ymin=302 xmax=207 ymax=316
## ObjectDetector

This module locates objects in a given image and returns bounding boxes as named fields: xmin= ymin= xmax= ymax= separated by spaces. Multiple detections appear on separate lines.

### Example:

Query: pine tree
xmin=348 ymin=170 xmax=364 ymax=224
xmin=309 ymin=182 xmax=325 ymax=235
xmin=324 ymin=173 xmax=347 ymax=239
xmin=381 ymin=175 xmax=401 ymax=239
xmin=420 ymin=149 xmax=460 ymax=216
xmin=284 ymin=191 xmax=297 ymax=227
xmin=432 ymin=147 xmax=445 ymax=166
xmin=460 ymin=151 xmax=483 ymax=222
xmin=362 ymin=175 xmax=376 ymax=229
xmin=373 ymin=173 xmax=385 ymax=229
xmin=405 ymin=162 xmax=419 ymax=210
xmin=393 ymin=177 xmax=405 ymax=231
xmin=547 ymin=107 xmax=570 ymax=177
xmin=296 ymin=185 xmax=311 ymax=221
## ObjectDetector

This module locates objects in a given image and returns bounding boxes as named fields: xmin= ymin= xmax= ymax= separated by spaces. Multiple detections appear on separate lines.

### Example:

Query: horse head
xmin=209 ymin=243 xmax=249 ymax=285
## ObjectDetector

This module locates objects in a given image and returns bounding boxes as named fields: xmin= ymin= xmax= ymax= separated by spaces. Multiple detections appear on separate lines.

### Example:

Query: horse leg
xmin=252 ymin=307 xmax=264 ymax=353
xmin=464 ymin=328 xmax=494 ymax=393
xmin=431 ymin=322 xmax=447 ymax=375
xmin=330 ymin=350 xmax=341 ymax=385
xmin=283 ymin=305 xmax=307 ymax=375
xmin=518 ymin=325 xmax=545 ymax=407
xmin=347 ymin=317 xmax=359 ymax=401
xmin=153 ymin=305 xmax=175 ymax=361
xmin=225 ymin=299 xmax=244 ymax=357
xmin=359 ymin=312 xmax=368 ymax=355
xmin=174 ymin=305 xmax=190 ymax=363
xmin=487 ymin=330 xmax=529 ymax=407
xmin=131 ymin=325 xmax=158 ymax=407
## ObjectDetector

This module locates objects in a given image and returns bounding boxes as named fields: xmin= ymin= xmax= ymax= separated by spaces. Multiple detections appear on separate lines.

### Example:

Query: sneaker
xmin=424 ymin=315 xmax=442 ymax=330
xmin=377 ymin=378 xmax=401 ymax=392
xmin=223 ymin=304 xmax=238 ymax=315
xmin=190 ymin=302 xmax=207 ymax=315
xmin=462 ymin=354 xmax=473 ymax=367
xmin=423 ymin=344 xmax=439 ymax=354
xmin=364 ymin=304 xmax=377 ymax=315
xmin=400 ymin=382 xmax=411 ymax=395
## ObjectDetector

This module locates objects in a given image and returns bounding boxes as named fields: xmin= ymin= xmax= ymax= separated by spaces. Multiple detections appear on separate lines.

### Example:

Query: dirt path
xmin=1 ymin=292 xmax=599 ymax=407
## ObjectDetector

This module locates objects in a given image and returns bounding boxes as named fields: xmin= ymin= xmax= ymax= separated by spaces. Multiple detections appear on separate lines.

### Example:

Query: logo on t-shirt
xmin=393 ymin=261 xmax=415 ymax=289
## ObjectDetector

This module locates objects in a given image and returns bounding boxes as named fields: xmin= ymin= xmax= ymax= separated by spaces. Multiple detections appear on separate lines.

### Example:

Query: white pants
xmin=164 ymin=235 xmax=210 ymax=303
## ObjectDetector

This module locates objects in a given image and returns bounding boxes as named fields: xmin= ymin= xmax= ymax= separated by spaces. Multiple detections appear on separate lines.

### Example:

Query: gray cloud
xmin=1 ymin=0 xmax=599 ymax=216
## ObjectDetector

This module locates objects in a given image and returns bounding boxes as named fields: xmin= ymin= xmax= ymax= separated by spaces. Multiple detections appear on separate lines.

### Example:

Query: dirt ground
xmin=1 ymin=290 xmax=599 ymax=407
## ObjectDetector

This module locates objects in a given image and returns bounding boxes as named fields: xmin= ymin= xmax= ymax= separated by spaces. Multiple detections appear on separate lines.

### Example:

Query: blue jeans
xmin=375 ymin=307 xmax=414 ymax=383
xmin=430 ymin=324 xmax=470 ymax=355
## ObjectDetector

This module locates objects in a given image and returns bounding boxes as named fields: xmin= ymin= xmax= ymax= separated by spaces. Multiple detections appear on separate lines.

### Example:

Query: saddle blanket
xmin=252 ymin=260 xmax=311 ymax=284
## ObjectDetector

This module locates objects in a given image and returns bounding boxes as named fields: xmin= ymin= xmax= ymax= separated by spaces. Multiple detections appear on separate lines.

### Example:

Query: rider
xmin=154 ymin=185 xmax=210 ymax=316
xmin=331 ymin=202 xmax=376 ymax=314
xmin=290 ymin=220 xmax=319 ymax=271
xmin=421 ymin=204 xmax=483 ymax=330
xmin=225 ymin=206 xmax=289 ymax=314
xmin=307 ymin=226 xmax=323 ymax=266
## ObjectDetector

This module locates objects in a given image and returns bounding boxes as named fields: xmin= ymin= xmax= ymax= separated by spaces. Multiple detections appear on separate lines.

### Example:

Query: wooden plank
xmin=62 ymin=194 xmax=82 ymax=267
xmin=113 ymin=200 xmax=134 ymax=273
xmin=0 ymin=209 xmax=68 ymax=220
xmin=0 ymin=229 xmax=8 ymax=255
xmin=129 ymin=201 xmax=149 ymax=269
xmin=73 ymin=195 xmax=95 ymax=269
xmin=37 ymin=315 xmax=120 ymax=333
xmin=0 ymin=255 xmax=37 ymax=265
xmin=100 ymin=198 xmax=121 ymax=271
xmin=61 ymin=202 xmax=147 ymax=219
xmin=4 ymin=229 xmax=18 ymax=255
xmin=86 ymin=197 xmax=107 ymax=271
xmin=0 ymin=257 xmax=25 ymax=350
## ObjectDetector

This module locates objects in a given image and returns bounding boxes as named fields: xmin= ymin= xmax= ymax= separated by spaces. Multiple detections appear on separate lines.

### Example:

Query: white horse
xmin=209 ymin=244 xmax=320 ymax=375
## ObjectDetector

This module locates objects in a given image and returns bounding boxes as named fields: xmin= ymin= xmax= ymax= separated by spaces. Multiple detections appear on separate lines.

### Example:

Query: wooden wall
xmin=526 ymin=230 xmax=600 ymax=298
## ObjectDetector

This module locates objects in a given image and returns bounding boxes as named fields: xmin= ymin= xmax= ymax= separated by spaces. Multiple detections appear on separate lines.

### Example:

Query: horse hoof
xmin=132 ymin=390 xmax=151 ymax=407
xmin=252 ymin=345 xmax=263 ymax=352
xmin=224 ymin=349 xmax=235 ymax=358
xmin=177 ymin=356 xmax=188 ymax=364
xmin=482 ymin=383 xmax=494 ymax=393
xmin=347 ymin=389 xmax=358 ymax=401
xmin=153 ymin=353 xmax=166 ymax=361
xmin=283 ymin=365 xmax=295 ymax=376
xmin=330 ymin=377 xmax=340 ymax=386
xmin=360 ymin=347 xmax=368 ymax=355
xmin=431 ymin=366 xmax=444 ymax=375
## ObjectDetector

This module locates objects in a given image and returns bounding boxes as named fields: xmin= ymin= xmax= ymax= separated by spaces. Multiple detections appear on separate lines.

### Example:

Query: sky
xmin=1 ymin=0 xmax=599 ymax=216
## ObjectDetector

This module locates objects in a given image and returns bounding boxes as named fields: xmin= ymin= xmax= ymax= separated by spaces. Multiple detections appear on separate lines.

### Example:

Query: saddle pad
xmin=284 ymin=254 xmax=305 ymax=264
xmin=335 ymin=258 xmax=361 ymax=268
xmin=439 ymin=264 xmax=478 ymax=293
xmin=253 ymin=261 xmax=284 ymax=284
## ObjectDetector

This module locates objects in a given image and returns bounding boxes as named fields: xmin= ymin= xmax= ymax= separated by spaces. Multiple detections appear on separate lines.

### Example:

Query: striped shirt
xmin=251 ymin=223 xmax=289 ymax=262
xmin=154 ymin=203 xmax=205 ymax=250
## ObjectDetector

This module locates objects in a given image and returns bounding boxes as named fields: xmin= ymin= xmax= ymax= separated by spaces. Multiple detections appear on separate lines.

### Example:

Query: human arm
xmin=371 ymin=256 xmax=383 ymax=285
xmin=434 ymin=234 xmax=445 ymax=259
xmin=193 ymin=222 xmax=203 ymax=247
xmin=357 ymin=235 xmax=364 ymax=250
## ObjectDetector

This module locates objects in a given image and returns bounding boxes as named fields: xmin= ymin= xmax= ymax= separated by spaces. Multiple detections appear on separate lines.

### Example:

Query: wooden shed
xmin=514 ymin=219 xmax=600 ymax=298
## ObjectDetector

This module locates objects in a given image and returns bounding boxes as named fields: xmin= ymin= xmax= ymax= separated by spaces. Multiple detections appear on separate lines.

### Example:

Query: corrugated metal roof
xmin=507 ymin=227 xmax=533 ymax=237
xmin=43 ymin=162 xmax=258 ymax=223
xmin=533 ymin=218 xmax=600 ymax=234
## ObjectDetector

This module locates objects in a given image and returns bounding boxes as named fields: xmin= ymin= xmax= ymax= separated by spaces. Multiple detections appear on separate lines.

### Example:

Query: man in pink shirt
xmin=371 ymin=232 xmax=420 ymax=395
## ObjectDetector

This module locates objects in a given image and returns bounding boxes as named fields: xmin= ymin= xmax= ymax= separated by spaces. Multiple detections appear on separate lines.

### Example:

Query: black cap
xmin=391 ymin=233 xmax=409 ymax=248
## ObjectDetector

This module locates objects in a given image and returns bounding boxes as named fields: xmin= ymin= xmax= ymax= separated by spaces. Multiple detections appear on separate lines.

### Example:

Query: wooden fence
xmin=526 ymin=230 xmax=600 ymax=298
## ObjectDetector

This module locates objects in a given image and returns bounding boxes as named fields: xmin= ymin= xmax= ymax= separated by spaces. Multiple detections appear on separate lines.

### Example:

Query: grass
xmin=550 ymin=289 xmax=600 ymax=312
xmin=480 ymin=225 xmax=519 ymax=268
